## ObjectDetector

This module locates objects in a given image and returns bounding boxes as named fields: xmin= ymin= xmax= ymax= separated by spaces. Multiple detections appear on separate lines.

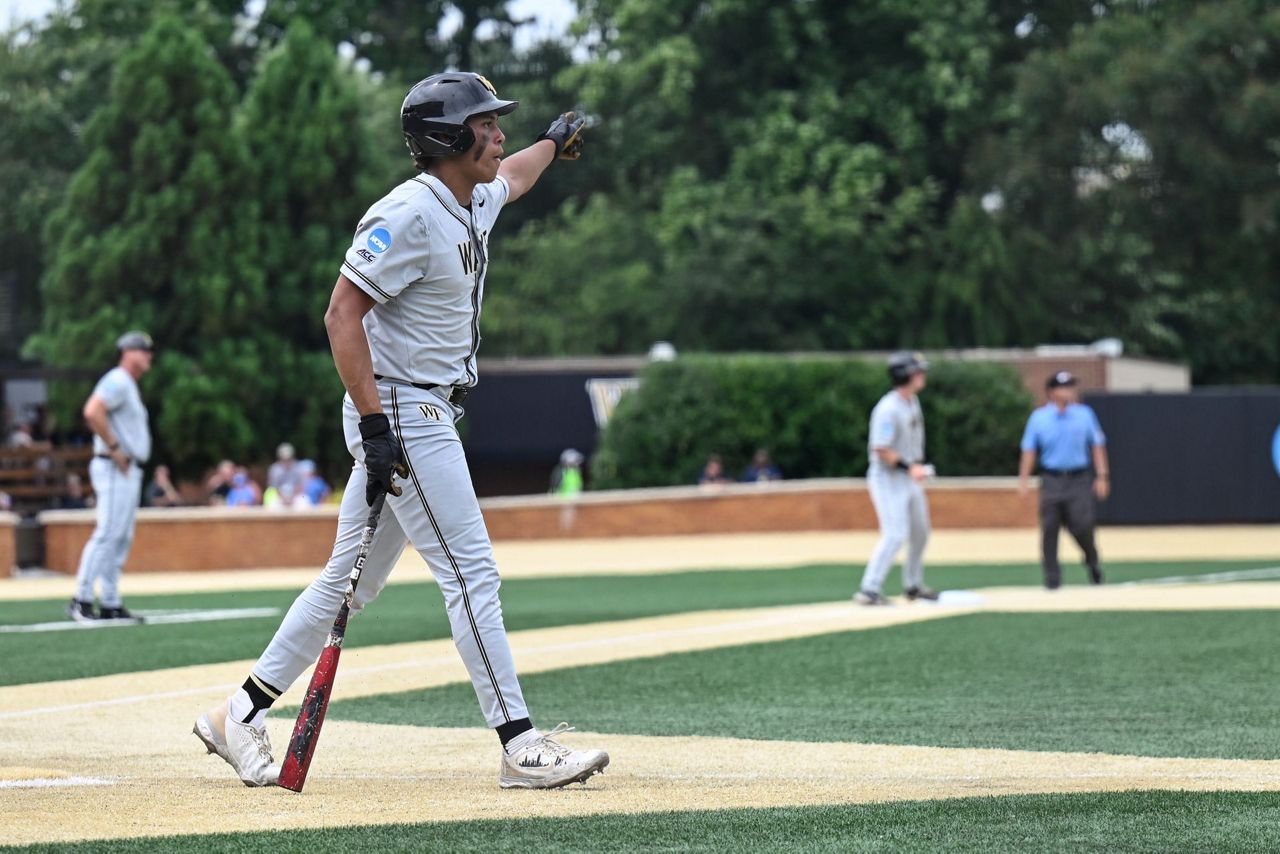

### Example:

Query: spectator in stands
xmin=205 ymin=459 xmax=236 ymax=505
xmin=225 ymin=469 xmax=262 ymax=507
xmin=741 ymin=448 xmax=782 ymax=483
xmin=7 ymin=421 xmax=35 ymax=448
xmin=0 ymin=491 xmax=11 ymax=511
xmin=298 ymin=460 xmax=331 ymax=506
xmin=145 ymin=464 xmax=183 ymax=507
xmin=266 ymin=442 xmax=305 ymax=507
xmin=698 ymin=454 xmax=733 ymax=486
xmin=549 ymin=449 xmax=585 ymax=498
xmin=58 ymin=473 xmax=90 ymax=510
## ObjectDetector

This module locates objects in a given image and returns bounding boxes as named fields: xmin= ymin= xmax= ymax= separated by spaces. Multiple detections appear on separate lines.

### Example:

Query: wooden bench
xmin=0 ymin=446 xmax=94 ymax=513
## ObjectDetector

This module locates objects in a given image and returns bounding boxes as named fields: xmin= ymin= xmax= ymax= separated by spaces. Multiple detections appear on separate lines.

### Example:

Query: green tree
xmin=503 ymin=0 xmax=1049 ymax=355
xmin=241 ymin=20 xmax=373 ymax=347
xmin=483 ymin=194 xmax=664 ymax=355
xmin=981 ymin=0 xmax=1280 ymax=382
xmin=238 ymin=19 xmax=388 ymax=465
xmin=27 ymin=15 xmax=266 ymax=473
xmin=253 ymin=0 xmax=532 ymax=83
xmin=0 ymin=0 xmax=256 ymax=360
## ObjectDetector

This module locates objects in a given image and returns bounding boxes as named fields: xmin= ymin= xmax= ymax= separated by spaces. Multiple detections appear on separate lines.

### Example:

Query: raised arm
xmin=500 ymin=112 xmax=586 ymax=204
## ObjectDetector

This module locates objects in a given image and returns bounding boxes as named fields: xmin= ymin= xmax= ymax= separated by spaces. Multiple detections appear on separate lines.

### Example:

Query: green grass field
xmin=5 ymin=556 xmax=1279 ymax=852
xmin=10 ymin=791 xmax=1280 ymax=853
xmin=2 ymin=559 xmax=1272 ymax=686
xmin=324 ymin=610 xmax=1280 ymax=759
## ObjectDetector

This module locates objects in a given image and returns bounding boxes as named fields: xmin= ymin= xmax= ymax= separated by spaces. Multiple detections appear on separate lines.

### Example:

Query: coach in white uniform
xmin=855 ymin=352 xmax=937 ymax=605
xmin=195 ymin=73 xmax=608 ymax=790
xmin=68 ymin=330 xmax=153 ymax=622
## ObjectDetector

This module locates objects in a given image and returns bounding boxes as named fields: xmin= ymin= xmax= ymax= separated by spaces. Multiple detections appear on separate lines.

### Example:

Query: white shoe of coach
xmin=499 ymin=722 xmax=609 ymax=789
xmin=193 ymin=700 xmax=280 ymax=787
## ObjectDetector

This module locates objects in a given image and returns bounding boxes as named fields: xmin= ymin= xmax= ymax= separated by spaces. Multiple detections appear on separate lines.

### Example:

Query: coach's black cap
xmin=1046 ymin=370 xmax=1078 ymax=389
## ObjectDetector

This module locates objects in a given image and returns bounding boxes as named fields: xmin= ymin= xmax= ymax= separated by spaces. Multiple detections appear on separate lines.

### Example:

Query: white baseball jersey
xmin=90 ymin=367 xmax=151 ymax=463
xmin=867 ymin=390 xmax=924 ymax=474
xmin=340 ymin=172 xmax=510 ymax=388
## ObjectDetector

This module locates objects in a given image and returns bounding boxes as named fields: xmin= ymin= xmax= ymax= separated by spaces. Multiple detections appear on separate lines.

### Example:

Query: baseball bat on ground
xmin=277 ymin=492 xmax=387 ymax=792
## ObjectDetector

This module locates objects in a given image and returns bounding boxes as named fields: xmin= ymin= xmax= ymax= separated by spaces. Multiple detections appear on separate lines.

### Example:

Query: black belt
xmin=94 ymin=454 xmax=137 ymax=466
xmin=374 ymin=375 xmax=470 ymax=406
xmin=1041 ymin=467 xmax=1090 ymax=477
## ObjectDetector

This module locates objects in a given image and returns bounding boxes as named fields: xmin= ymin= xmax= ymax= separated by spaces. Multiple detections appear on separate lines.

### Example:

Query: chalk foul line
xmin=0 ymin=607 xmax=282 ymax=634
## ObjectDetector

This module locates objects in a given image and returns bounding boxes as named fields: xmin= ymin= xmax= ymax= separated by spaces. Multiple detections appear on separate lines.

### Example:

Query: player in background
xmin=194 ymin=73 xmax=608 ymax=790
xmin=67 ymin=331 xmax=153 ymax=622
xmin=855 ymin=352 xmax=938 ymax=605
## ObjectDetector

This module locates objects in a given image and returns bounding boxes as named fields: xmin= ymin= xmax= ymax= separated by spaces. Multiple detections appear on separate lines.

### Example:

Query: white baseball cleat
xmin=499 ymin=722 xmax=609 ymax=789
xmin=193 ymin=700 xmax=280 ymax=787
xmin=854 ymin=590 xmax=892 ymax=606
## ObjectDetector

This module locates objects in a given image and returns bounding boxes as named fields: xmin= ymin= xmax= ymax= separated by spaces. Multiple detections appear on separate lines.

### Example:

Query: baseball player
xmin=194 ymin=73 xmax=608 ymax=789
xmin=855 ymin=352 xmax=938 ymax=605
xmin=67 ymin=331 xmax=154 ymax=622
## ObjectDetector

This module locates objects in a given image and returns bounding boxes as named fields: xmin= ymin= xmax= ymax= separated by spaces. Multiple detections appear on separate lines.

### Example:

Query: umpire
xmin=1018 ymin=371 xmax=1110 ymax=589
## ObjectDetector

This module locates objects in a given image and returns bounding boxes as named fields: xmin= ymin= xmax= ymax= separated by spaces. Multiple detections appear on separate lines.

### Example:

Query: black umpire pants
xmin=1039 ymin=471 xmax=1102 ymax=589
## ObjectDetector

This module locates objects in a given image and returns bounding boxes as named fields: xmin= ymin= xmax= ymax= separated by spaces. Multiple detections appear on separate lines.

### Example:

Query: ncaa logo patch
xmin=1272 ymin=423 xmax=1280 ymax=478
xmin=367 ymin=227 xmax=392 ymax=254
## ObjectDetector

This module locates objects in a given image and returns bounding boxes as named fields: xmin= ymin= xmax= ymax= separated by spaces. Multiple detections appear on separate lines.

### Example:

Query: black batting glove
xmin=536 ymin=111 xmax=585 ymax=160
xmin=358 ymin=413 xmax=408 ymax=506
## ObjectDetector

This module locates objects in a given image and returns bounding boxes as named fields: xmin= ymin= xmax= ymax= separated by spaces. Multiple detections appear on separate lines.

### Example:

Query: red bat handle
xmin=276 ymin=492 xmax=387 ymax=792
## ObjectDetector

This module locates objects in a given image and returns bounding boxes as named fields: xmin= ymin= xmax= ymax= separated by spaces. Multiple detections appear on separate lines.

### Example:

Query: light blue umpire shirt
xmin=1020 ymin=402 xmax=1106 ymax=472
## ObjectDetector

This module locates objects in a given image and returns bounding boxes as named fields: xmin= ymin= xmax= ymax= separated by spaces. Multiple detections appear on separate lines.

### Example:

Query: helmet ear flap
xmin=402 ymin=115 xmax=477 ymax=162
xmin=451 ymin=124 xmax=476 ymax=154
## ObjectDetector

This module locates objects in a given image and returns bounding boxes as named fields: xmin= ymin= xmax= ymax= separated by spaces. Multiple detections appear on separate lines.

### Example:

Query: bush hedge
xmin=589 ymin=354 xmax=1033 ymax=489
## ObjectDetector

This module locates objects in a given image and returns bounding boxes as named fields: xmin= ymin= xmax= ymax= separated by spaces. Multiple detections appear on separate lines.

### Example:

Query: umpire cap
xmin=116 ymin=330 xmax=153 ymax=353
xmin=887 ymin=351 xmax=929 ymax=386
xmin=1046 ymin=370 xmax=1078 ymax=389
xmin=402 ymin=72 xmax=518 ymax=164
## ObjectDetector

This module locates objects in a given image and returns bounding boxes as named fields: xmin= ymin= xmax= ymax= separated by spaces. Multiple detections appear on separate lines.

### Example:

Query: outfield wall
xmin=0 ymin=512 xmax=16 ymax=574
xmin=35 ymin=477 xmax=1034 ymax=573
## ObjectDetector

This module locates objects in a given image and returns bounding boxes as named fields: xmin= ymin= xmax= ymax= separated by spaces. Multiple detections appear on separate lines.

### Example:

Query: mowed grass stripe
xmin=2 ymin=559 xmax=1275 ymax=687
xmin=331 ymin=610 xmax=1280 ymax=760
xmin=7 ymin=791 xmax=1280 ymax=853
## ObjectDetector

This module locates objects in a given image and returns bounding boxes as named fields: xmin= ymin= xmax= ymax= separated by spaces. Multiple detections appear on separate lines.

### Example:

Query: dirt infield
xmin=7 ymin=723 xmax=1280 ymax=846
xmin=5 ymin=525 xmax=1278 ymax=600
xmin=5 ymin=581 xmax=1280 ymax=845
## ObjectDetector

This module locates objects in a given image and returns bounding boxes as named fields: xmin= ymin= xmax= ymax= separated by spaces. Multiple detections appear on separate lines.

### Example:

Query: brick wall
xmin=0 ymin=512 xmax=16 ymax=575
xmin=41 ymin=508 xmax=341 ymax=574
xmin=37 ymin=478 xmax=1036 ymax=573
xmin=1011 ymin=357 xmax=1108 ymax=405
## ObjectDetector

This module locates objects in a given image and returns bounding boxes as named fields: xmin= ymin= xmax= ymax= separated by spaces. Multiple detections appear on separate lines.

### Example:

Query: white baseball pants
xmin=859 ymin=470 xmax=931 ymax=594
xmin=74 ymin=458 xmax=142 ymax=608
xmin=251 ymin=382 xmax=528 ymax=727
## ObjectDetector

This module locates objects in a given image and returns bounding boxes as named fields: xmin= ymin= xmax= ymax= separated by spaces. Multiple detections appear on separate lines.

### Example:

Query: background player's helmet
xmin=887 ymin=351 xmax=929 ymax=386
xmin=401 ymin=72 xmax=518 ymax=165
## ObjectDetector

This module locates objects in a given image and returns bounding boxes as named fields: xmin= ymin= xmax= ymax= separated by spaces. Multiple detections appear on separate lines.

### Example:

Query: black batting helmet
xmin=401 ymin=72 xmax=518 ymax=165
xmin=887 ymin=351 xmax=929 ymax=386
